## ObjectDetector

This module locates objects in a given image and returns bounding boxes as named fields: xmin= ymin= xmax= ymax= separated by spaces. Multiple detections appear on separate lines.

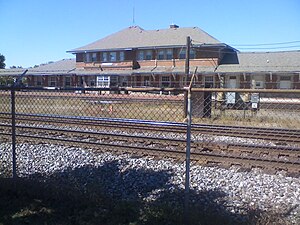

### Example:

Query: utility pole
xmin=184 ymin=36 xmax=191 ymax=225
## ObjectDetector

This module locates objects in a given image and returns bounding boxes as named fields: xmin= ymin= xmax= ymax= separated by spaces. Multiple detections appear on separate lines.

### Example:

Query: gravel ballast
xmin=0 ymin=142 xmax=299 ymax=223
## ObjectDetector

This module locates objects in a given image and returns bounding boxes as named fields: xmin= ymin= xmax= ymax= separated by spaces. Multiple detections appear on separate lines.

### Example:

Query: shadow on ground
xmin=0 ymin=160 xmax=279 ymax=225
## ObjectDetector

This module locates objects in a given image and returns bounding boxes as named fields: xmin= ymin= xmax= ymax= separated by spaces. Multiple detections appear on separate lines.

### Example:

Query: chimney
xmin=170 ymin=24 xmax=179 ymax=29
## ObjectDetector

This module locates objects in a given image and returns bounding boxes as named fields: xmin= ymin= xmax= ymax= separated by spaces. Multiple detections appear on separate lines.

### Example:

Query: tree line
xmin=0 ymin=53 xmax=5 ymax=69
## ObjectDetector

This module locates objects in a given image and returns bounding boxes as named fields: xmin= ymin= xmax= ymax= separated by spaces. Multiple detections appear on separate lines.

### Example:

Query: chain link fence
xmin=1 ymin=85 xmax=300 ymax=224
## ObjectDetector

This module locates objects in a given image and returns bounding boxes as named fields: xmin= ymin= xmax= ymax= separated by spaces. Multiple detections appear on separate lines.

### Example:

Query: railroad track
xmin=1 ymin=112 xmax=300 ymax=143
xmin=0 ymin=113 xmax=300 ymax=174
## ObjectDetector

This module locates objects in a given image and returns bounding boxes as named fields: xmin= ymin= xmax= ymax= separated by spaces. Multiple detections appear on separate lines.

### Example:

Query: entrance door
xmin=226 ymin=76 xmax=237 ymax=104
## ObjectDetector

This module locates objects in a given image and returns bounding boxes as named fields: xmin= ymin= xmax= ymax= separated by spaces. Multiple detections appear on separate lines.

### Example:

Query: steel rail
xmin=3 ymin=131 xmax=299 ymax=174
xmin=1 ymin=113 xmax=300 ymax=143
xmin=2 ymin=125 xmax=300 ymax=160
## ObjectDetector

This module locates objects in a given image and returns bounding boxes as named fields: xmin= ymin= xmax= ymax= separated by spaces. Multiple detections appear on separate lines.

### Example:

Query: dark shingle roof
xmin=1 ymin=51 xmax=299 ymax=77
xmin=30 ymin=59 xmax=76 ymax=73
xmin=217 ymin=51 xmax=300 ymax=73
xmin=68 ymin=26 xmax=221 ymax=53
xmin=0 ymin=59 xmax=76 ymax=76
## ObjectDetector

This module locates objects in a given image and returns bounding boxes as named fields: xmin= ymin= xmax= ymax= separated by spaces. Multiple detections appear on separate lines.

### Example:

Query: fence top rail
xmin=190 ymin=88 xmax=300 ymax=94
xmin=1 ymin=86 xmax=300 ymax=94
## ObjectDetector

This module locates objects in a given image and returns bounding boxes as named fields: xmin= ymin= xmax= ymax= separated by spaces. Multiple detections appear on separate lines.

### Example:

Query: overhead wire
xmin=229 ymin=40 xmax=300 ymax=46
xmin=191 ymin=39 xmax=300 ymax=51
xmin=236 ymin=45 xmax=300 ymax=50
xmin=190 ymin=42 xmax=300 ymax=54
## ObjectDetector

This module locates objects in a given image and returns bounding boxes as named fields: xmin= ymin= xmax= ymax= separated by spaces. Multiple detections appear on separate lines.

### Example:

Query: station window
xmin=158 ymin=50 xmax=165 ymax=60
xmin=109 ymin=52 xmax=117 ymax=62
xmin=102 ymin=52 xmax=108 ymax=62
xmin=88 ymin=77 xmax=96 ymax=86
xmin=49 ymin=76 xmax=56 ymax=87
xmin=85 ymin=53 xmax=92 ymax=62
xmin=92 ymin=53 xmax=97 ymax=62
xmin=157 ymin=49 xmax=173 ymax=60
xmin=143 ymin=76 xmax=151 ymax=86
xmin=161 ymin=76 xmax=170 ymax=87
xmin=65 ymin=77 xmax=71 ymax=87
xmin=35 ymin=76 xmax=42 ymax=86
xmin=255 ymin=81 xmax=264 ymax=89
xmin=178 ymin=48 xmax=195 ymax=59
xmin=179 ymin=48 xmax=186 ymax=59
xmin=280 ymin=76 xmax=291 ymax=81
xmin=145 ymin=50 xmax=152 ymax=60
xmin=119 ymin=51 xmax=125 ymax=61
xmin=120 ymin=76 xmax=128 ymax=86
xmin=137 ymin=50 xmax=153 ymax=60
xmin=205 ymin=76 xmax=214 ymax=88
xmin=190 ymin=49 xmax=195 ymax=59
xmin=137 ymin=50 xmax=144 ymax=60
xmin=97 ymin=76 xmax=110 ymax=87
xmin=166 ymin=49 xmax=173 ymax=60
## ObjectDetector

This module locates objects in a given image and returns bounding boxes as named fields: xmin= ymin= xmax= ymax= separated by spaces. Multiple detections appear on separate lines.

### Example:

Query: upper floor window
xmin=158 ymin=50 xmax=165 ymax=60
xmin=109 ymin=52 xmax=116 ymax=62
xmin=137 ymin=51 xmax=144 ymax=60
xmin=179 ymin=48 xmax=186 ymax=59
xmin=92 ymin=53 xmax=97 ymax=62
xmin=166 ymin=49 xmax=173 ymax=60
xmin=101 ymin=51 xmax=125 ymax=62
xmin=190 ymin=49 xmax=195 ymax=59
xmin=157 ymin=49 xmax=173 ymax=60
xmin=178 ymin=48 xmax=195 ymax=59
xmin=85 ymin=53 xmax=92 ymax=62
xmin=102 ymin=52 xmax=108 ymax=62
xmin=145 ymin=50 xmax=152 ymax=60
xmin=137 ymin=50 xmax=153 ymax=60
xmin=119 ymin=51 xmax=125 ymax=61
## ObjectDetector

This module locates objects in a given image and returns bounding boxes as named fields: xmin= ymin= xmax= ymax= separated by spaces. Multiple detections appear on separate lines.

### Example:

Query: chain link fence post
xmin=10 ymin=85 xmax=17 ymax=179
xmin=10 ymin=70 xmax=27 ymax=179
xmin=184 ymin=88 xmax=192 ymax=225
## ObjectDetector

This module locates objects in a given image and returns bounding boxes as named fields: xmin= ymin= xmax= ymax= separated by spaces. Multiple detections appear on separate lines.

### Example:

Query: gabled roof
xmin=1 ymin=50 xmax=299 ymax=77
xmin=217 ymin=50 xmax=300 ymax=73
xmin=68 ymin=26 xmax=222 ymax=53
xmin=0 ymin=59 xmax=76 ymax=76
xmin=30 ymin=58 xmax=76 ymax=73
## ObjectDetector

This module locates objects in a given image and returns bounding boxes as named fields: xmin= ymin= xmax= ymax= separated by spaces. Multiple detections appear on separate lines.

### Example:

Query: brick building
xmin=1 ymin=25 xmax=300 ymax=89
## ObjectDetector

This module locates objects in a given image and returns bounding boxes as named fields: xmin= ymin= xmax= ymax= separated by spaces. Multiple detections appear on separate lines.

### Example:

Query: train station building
xmin=1 ymin=25 xmax=300 ymax=89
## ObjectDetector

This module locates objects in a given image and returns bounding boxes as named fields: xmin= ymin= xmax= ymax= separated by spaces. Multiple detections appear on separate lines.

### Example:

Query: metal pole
xmin=11 ymin=69 xmax=27 ymax=179
xmin=184 ymin=88 xmax=192 ymax=225
xmin=185 ymin=36 xmax=190 ymax=78
xmin=11 ymin=87 xmax=17 ymax=179
xmin=184 ymin=36 xmax=192 ymax=225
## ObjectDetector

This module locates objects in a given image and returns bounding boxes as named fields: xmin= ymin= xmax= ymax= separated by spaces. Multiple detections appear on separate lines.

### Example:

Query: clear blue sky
xmin=1 ymin=0 xmax=300 ymax=68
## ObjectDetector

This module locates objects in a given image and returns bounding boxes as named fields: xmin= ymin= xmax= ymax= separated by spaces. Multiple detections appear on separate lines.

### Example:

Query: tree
xmin=0 ymin=53 xmax=5 ymax=69
xmin=10 ymin=65 xmax=23 ymax=69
